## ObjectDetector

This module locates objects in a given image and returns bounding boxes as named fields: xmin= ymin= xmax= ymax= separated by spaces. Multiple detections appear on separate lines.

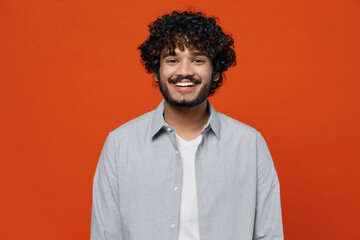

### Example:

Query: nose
xmin=176 ymin=60 xmax=194 ymax=77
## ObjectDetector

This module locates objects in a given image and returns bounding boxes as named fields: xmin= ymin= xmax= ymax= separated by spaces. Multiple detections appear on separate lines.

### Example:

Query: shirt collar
xmin=150 ymin=99 xmax=220 ymax=139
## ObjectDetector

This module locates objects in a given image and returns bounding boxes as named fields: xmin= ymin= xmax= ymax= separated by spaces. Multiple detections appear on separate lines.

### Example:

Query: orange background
xmin=1 ymin=0 xmax=359 ymax=239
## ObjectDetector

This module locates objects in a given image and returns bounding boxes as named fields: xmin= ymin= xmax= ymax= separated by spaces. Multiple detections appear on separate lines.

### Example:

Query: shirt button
xmin=171 ymin=224 xmax=175 ymax=228
xmin=167 ymin=127 xmax=172 ymax=132
xmin=173 ymin=186 xmax=178 ymax=191
xmin=175 ymin=150 xmax=179 ymax=155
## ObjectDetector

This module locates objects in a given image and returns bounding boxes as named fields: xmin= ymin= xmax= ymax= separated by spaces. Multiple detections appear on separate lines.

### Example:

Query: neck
xmin=163 ymin=100 xmax=209 ymax=141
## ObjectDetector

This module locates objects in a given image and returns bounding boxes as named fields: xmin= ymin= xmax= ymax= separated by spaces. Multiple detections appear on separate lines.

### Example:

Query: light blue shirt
xmin=91 ymin=100 xmax=284 ymax=240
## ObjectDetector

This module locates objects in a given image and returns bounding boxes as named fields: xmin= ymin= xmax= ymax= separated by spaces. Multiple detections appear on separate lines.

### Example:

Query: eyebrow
xmin=191 ymin=52 xmax=209 ymax=57
xmin=161 ymin=53 xmax=176 ymax=58
xmin=161 ymin=51 xmax=209 ymax=58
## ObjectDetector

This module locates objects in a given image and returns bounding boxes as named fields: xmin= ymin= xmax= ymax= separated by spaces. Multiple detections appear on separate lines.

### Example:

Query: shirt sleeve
xmin=91 ymin=133 xmax=123 ymax=240
xmin=253 ymin=132 xmax=284 ymax=240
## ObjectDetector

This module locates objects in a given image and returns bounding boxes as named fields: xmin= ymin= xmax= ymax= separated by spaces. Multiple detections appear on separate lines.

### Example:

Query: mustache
xmin=168 ymin=76 xmax=201 ymax=84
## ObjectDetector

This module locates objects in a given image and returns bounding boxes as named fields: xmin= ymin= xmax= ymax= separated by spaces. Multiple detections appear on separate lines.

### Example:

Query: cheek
xmin=197 ymin=64 xmax=213 ymax=79
xmin=159 ymin=66 xmax=174 ymax=80
xmin=201 ymin=70 xmax=213 ymax=81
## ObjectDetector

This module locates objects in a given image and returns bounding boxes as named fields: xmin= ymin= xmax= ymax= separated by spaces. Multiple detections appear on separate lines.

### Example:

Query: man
xmin=91 ymin=11 xmax=283 ymax=240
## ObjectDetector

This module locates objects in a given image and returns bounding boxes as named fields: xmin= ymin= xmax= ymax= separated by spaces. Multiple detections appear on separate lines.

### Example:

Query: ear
xmin=213 ymin=73 xmax=220 ymax=82
xmin=154 ymin=73 xmax=159 ymax=82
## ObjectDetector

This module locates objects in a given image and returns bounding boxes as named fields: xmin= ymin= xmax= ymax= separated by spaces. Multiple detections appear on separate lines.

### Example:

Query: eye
xmin=193 ymin=58 xmax=206 ymax=64
xmin=165 ymin=58 xmax=178 ymax=65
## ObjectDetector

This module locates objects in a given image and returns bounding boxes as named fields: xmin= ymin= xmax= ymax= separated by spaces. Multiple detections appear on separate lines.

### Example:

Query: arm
xmin=253 ymin=132 xmax=284 ymax=240
xmin=91 ymin=133 xmax=123 ymax=240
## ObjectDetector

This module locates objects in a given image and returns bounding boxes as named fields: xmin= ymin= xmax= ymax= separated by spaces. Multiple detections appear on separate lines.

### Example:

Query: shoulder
xmin=217 ymin=112 xmax=261 ymax=138
xmin=107 ymin=110 xmax=155 ymax=143
xmin=216 ymin=111 xmax=268 ymax=150
xmin=216 ymin=112 xmax=271 ymax=157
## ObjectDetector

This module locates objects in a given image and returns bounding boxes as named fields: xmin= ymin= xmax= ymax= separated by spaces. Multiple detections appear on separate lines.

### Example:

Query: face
xmin=157 ymin=47 xmax=219 ymax=108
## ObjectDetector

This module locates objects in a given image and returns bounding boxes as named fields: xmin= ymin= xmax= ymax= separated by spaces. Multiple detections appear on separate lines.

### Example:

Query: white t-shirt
xmin=176 ymin=133 xmax=202 ymax=240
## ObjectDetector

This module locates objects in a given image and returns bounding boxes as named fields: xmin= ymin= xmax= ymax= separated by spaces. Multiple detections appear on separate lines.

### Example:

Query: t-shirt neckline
xmin=175 ymin=133 xmax=202 ymax=146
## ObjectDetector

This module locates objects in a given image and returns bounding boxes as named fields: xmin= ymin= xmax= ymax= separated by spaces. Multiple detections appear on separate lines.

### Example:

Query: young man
xmin=91 ymin=11 xmax=283 ymax=240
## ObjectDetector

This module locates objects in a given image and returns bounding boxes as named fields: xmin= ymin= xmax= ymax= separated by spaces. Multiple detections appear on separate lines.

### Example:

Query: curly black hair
xmin=138 ymin=11 xmax=236 ymax=94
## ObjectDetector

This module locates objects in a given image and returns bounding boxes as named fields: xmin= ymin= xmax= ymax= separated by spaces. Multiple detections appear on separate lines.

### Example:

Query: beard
xmin=158 ymin=74 xmax=214 ymax=108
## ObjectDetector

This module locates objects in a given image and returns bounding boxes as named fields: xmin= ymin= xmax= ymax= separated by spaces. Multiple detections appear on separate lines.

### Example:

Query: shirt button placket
xmin=173 ymin=143 xmax=181 ymax=236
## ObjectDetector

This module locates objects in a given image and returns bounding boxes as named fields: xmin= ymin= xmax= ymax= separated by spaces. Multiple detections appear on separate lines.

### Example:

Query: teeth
xmin=175 ymin=82 xmax=195 ymax=87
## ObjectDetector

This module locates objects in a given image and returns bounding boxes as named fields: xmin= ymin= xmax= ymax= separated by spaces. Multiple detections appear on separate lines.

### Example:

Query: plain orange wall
xmin=1 ymin=0 xmax=359 ymax=239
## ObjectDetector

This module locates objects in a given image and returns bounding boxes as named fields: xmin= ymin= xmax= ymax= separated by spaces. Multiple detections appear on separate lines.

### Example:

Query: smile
xmin=174 ymin=82 xmax=196 ymax=87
